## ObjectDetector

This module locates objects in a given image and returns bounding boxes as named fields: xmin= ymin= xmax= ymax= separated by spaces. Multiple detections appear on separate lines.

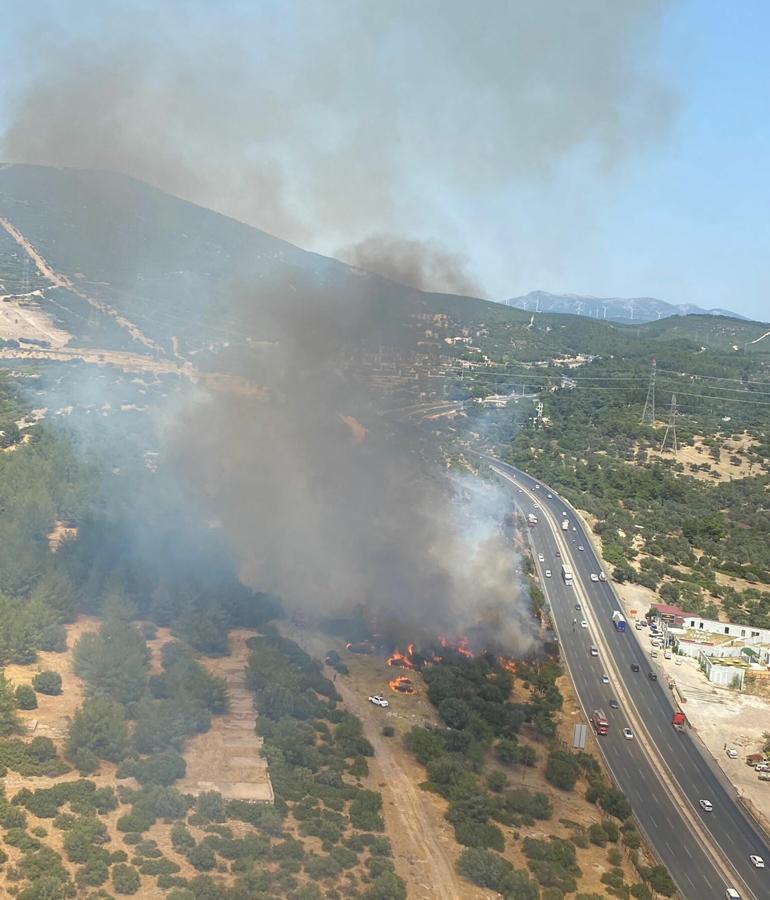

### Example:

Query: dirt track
xmin=282 ymin=626 xmax=485 ymax=900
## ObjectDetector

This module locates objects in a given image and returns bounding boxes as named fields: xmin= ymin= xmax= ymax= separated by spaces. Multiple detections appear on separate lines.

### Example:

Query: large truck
xmin=611 ymin=611 xmax=627 ymax=632
xmin=672 ymin=711 xmax=686 ymax=732
xmin=527 ymin=513 xmax=538 ymax=526
xmin=561 ymin=564 xmax=573 ymax=585
xmin=561 ymin=518 xmax=569 ymax=531
xmin=591 ymin=709 xmax=609 ymax=736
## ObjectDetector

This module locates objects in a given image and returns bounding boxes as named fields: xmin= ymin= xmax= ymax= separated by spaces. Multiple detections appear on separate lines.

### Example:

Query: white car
xmin=749 ymin=855 xmax=764 ymax=868
xmin=538 ymin=553 xmax=544 ymax=562
xmin=590 ymin=573 xmax=599 ymax=582
xmin=368 ymin=694 xmax=389 ymax=708
xmin=726 ymin=747 xmax=738 ymax=759
xmin=601 ymin=675 xmax=609 ymax=684
xmin=578 ymin=545 xmax=584 ymax=551
xmin=623 ymin=728 xmax=634 ymax=740
xmin=598 ymin=572 xmax=607 ymax=582
xmin=581 ymin=620 xmax=588 ymax=628
xmin=590 ymin=646 xmax=598 ymax=656
xmin=545 ymin=569 xmax=552 ymax=578
xmin=547 ymin=493 xmax=553 ymax=499
xmin=533 ymin=503 xmax=540 ymax=509
xmin=699 ymin=799 xmax=713 ymax=812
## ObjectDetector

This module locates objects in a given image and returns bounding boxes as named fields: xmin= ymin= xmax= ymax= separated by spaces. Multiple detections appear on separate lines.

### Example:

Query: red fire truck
xmin=591 ymin=709 xmax=609 ymax=736
xmin=672 ymin=710 xmax=686 ymax=732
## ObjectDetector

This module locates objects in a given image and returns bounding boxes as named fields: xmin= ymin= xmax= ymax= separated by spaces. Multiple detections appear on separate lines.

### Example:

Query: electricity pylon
xmin=640 ymin=358 xmax=656 ymax=425
xmin=660 ymin=393 xmax=678 ymax=453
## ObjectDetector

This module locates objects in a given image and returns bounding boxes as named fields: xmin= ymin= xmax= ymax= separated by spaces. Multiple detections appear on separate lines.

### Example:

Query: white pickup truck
xmin=368 ymin=694 xmax=389 ymax=708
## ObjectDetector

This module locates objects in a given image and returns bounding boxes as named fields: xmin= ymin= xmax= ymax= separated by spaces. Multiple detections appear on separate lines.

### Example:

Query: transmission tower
xmin=660 ymin=393 xmax=678 ymax=453
xmin=640 ymin=358 xmax=656 ymax=424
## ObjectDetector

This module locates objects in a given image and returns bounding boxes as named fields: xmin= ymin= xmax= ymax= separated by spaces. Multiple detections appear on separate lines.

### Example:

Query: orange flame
xmin=386 ymin=648 xmax=415 ymax=669
xmin=388 ymin=675 xmax=415 ymax=694
xmin=498 ymin=656 xmax=517 ymax=674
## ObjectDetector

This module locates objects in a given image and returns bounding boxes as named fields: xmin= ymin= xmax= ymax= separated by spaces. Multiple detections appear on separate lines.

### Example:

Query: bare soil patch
xmin=176 ymin=629 xmax=273 ymax=802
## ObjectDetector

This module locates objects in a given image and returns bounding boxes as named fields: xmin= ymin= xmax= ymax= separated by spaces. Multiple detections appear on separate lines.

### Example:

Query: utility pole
xmin=660 ymin=393 xmax=678 ymax=453
xmin=640 ymin=358 xmax=656 ymax=425
xmin=534 ymin=400 xmax=544 ymax=428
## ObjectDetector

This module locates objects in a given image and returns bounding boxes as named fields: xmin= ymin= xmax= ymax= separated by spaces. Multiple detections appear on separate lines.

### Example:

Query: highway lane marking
xmin=683 ymin=842 xmax=693 ymax=859
xmin=493 ymin=464 xmax=756 ymax=900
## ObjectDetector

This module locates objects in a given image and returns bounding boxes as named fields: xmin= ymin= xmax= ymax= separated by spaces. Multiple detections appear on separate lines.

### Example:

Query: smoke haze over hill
xmin=1 ymin=1 xmax=675 ymax=296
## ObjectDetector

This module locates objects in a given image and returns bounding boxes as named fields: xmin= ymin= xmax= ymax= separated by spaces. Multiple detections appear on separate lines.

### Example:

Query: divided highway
xmin=485 ymin=455 xmax=769 ymax=900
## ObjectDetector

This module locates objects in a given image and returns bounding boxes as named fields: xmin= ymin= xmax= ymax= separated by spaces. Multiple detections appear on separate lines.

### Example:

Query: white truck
xmin=561 ymin=564 xmax=573 ymax=585
xmin=561 ymin=518 xmax=569 ymax=531
xmin=612 ymin=611 xmax=627 ymax=633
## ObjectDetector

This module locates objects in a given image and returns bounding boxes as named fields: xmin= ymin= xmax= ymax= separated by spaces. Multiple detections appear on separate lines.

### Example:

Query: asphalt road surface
xmin=485 ymin=454 xmax=769 ymax=900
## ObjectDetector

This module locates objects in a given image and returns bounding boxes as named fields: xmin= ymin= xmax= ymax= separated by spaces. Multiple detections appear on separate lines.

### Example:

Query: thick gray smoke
xmin=343 ymin=235 xmax=480 ymax=296
xmin=1 ymin=0 xmax=675 ymax=294
xmin=161 ymin=285 xmax=533 ymax=650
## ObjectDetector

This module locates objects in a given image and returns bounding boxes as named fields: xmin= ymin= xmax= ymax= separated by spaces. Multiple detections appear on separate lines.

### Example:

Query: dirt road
xmin=282 ymin=625 xmax=489 ymax=900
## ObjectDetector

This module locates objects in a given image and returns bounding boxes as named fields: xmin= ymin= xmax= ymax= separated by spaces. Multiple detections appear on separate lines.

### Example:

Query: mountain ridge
xmin=502 ymin=289 xmax=751 ymax=324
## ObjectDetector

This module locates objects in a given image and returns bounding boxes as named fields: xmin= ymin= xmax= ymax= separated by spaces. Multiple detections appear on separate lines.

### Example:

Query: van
xmin=725 ymin=889 xmax=740 ymax=900
xmin=590 ymin=646 xmax=598 ymax=657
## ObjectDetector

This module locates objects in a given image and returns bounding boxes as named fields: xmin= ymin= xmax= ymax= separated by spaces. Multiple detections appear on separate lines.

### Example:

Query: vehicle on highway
xmin=538 ymin=553 xmax=544 ymax=562
xmin=561 ymin=564 xmax=574 ymax=585
xmin=749 ymin=855 xmax=764 ymax=868
xmin=590 ymin=645 xmax=598 ymax=656
xmin=533 ymin=503 xmax=540 ymax=509
xmin=547 ymin=493 xmax=553 ymax=498
xmin=672 ymin=711 xmax=686 ymax=732
xmin=598 ymin=572 xmax=607 ymax=582
xmin=591 ymin=709 xmax=609 ymax=736
xmin=527 ymin=512 xmax=538 ymax=526
xmin=699 ymin=799 xmax=713 ymax=812
xmin=590 ymin=573 xmax=599 ymax=582
xmin=631 ymin=663 xmax=640 ymax=672
xmin=601 ymin=675 xmax=609 ymax=684
xmin=726 ymin=747 xmax=738 ymax=759
xmin=648 ymin=671 xmax=658 ymax=681
xmin=368 ymin=694 xmax=389 ymax=708
xmin=581 ymin=620 xmax=588 ymax=629
xmin=623 ymin=727 xmax=634 ymax=740
xmin=578 ymin=544 xmax=584 ymax=550
xmin=612 ymin=611 xmax=627 ymax=632
xmin=561 ymin=518 xmax=569 ymax=531
xmin=555 ymin=550 xmax=561 ymax=557
xmin=533 ymin=484 xmax=539 ymax=490
xmin=609 ymin=698 xmax=619 ymax=709
xmin=545 ymin=569 xmax=552 ymax=578
xmin=574 ymin=603 xmax=581 ymax=611
xmin=725 ymin=890 xmax=740 ymax=900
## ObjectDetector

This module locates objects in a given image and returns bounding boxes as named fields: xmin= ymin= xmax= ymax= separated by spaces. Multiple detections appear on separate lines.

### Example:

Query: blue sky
xmin=0 ymin=1 xmax=768 ymax=320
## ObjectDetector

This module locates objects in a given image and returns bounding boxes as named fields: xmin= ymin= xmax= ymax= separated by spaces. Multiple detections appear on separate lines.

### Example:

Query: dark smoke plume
xmin=156 ymin=278 xmax=532 ymax=650
xmin=343 ymin=235 xmax=480 ymax=296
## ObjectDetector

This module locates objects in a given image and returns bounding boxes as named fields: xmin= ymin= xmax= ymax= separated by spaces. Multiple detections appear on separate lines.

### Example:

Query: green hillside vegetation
xmin=503 ymin=360 xmax=770 ymax=626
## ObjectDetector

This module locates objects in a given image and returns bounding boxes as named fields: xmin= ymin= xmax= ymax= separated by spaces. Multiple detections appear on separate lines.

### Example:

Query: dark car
xmin=609 ymin=698 xmax=619 ymax=709
xmin=631 ymin=664 xmax=640 ymax=673
xmin=555 ymin=550 xmax=561 ymax=557
xmin=648 ymin=672 xmax=658 ymax=681
xmin=574 ymin=603 xmax=581 ymax=611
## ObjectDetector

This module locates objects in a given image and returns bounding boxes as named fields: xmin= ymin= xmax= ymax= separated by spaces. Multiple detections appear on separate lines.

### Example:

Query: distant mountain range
xmin=501 ymin=290 xmax=749 ymax=324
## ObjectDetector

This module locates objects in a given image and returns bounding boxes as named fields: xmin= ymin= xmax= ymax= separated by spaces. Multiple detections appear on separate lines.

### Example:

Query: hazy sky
xmin=1 ymin=1 xmax=767 ymax=320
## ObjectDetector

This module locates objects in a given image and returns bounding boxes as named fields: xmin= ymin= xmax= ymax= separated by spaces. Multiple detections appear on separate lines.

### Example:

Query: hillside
xmin=503 ymin=289 xmax=749 ymax=324
xmin=0 ymin=164 xmax=531 ymax=364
